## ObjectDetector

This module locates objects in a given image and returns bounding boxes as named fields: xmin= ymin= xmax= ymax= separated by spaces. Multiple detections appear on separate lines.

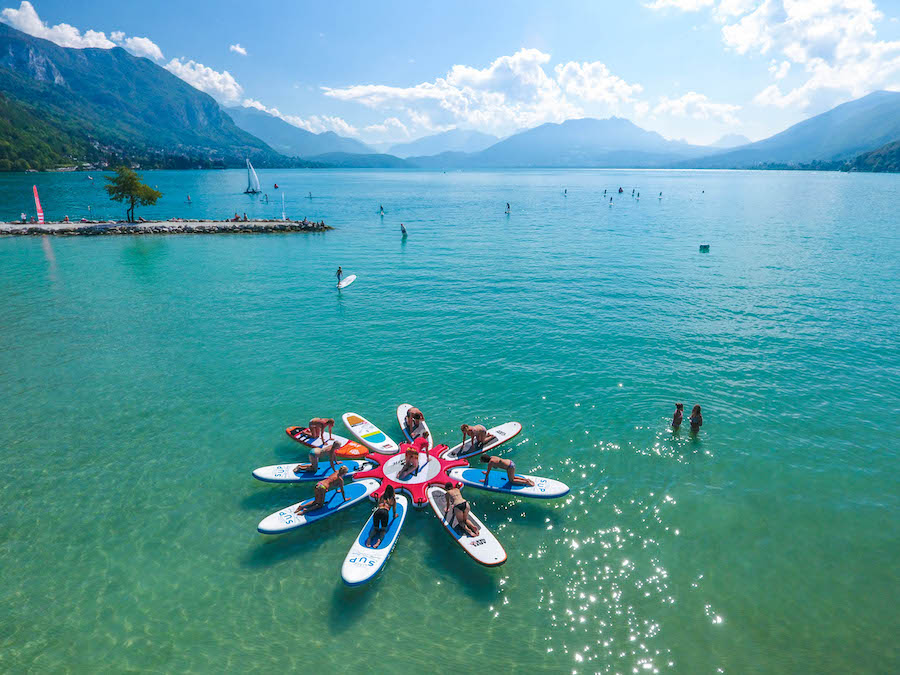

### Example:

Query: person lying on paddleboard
xmin=460 ymin=423 xmax=495 ymax=450
xmin=397 ymin=434 xmax=430 ymax=479
xmin=405 ymin=407 xmax=424 ymax=436
xmin=672 ymin=403 xmax=683 ymax=429
xmin=295 ymin=466 xmax=348 ymax=515
xmin=480 ymin=454 xmax=534 ymax=486
xmin=689 ymin=405 xmax=703 ymax=434
xmin=307 ymin=417 xmax=335 ymax=441
xmin=443 ymin=482 xmax=480 ymax=537
xmin=294 ymin=439 xmax=340 ymax=474
xmin=366 ymin=485 xmax=398 ymax=548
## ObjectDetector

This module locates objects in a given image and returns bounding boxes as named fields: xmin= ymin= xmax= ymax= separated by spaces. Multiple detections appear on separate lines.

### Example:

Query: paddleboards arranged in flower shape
xmin=252 ymin=404 xmax=570 ymax=586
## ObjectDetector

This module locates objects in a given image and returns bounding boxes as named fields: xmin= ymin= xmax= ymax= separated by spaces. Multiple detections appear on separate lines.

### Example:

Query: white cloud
xmin=324 ymin=48 xmax=589 ymax=137
xmin=0 ymin=2 xmax=162 ymax=61
xmin=229 ymin=43 xmax=247 ymax=56
xmin=555 ymin=60 xmax=643 ymax=105
xmin=1 ymin=1 xmax=114 ymax=48
xmin=122 ymin=36 xmax=163 ymax=61
xmin=242 ymin=99 xmax=358 ymax=136
xmin=363 ymin=117 xmax=411 ymax=139
xmin=166 ymin=58 xmax=243 ymax=104
xmin=649 ymin=0 xmax=900 ymax=111
xmin=654 ymin=91 xmax=741 ymax=124
xmin=768 ymin=59 xmax=791 ymax=78
xmin=644 ymin=0 xmax=714 ymax=10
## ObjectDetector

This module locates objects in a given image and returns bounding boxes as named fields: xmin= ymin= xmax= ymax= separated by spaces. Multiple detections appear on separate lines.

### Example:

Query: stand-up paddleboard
xmin=426 ymin=486 xmax=506 ymax=567
xmin=337 ymin=274 xmax=357 ymax=289
xmin=285 ymin=427 xmax=368 ymax=458
xmin=441 ymin=421 xmax=522 ymax=460
xmin=342 ymin=412 xmax=399 ymax=454
xmin=447 ymin=467 xmax=570 ymax=499
xmin=396 ymin=403 xmax=433 ymax=450
xmin=258 ymin=478 xmax=379 ymax=534
xmin=252 ymin=459 xmax=373 ymax=483
xmin=341 ymin=494 xmax=409 ymax=586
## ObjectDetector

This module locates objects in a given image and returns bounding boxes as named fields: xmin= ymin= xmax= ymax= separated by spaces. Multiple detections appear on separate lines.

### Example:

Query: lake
xmin=1 ymin=168 xmax=898 ymax=673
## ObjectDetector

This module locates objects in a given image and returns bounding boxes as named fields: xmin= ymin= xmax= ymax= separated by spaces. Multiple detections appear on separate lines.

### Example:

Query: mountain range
xmin=0 ymin=22 xmax=898 ymax=172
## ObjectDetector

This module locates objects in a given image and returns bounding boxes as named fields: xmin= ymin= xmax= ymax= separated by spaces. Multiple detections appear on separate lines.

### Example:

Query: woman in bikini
xmin=397 ymin=433 xmax=430 ymax=479
xmin=689 ymin=405 xmax=703 ymax=434
xmin=442 ymin=482 xmax=479 ymax=537
xmin=366 ymin=485 xmax=398 ymax=548
xmin=405 ymin=407 xmax=424 ymax=437
xmin=480 ymin=454 xmax=534 ymax=486
xmin=307 ymin=417 xmax=335 ymax=441
xmin=460 ymin=423 xmax=495 ymax=451
xmin=295 ymin=466 xmax=348 ymax=515
xmin=294 ymin=439 xmax=340 ymax=474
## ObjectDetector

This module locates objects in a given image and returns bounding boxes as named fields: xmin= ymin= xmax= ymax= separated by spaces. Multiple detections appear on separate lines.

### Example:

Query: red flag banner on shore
xmin=33 ymin=185 xmax=44 ymax=224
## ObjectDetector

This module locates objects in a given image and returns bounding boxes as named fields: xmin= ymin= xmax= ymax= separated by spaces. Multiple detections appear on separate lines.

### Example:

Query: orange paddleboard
xmin=335 ymin=440 xmax=369 ymax=459
xmin=285 ymin=427 xmax=368 ymax=458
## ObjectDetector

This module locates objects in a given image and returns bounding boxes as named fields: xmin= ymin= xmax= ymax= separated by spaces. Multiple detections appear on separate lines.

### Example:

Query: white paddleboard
xmin=396 ymin=403 xmax=433 ymax=450
xmin=342 ymin=412 xmax=399 ymax=454
xmin=337 ymin=274 xmax=357 ymax=289
xmin=426 ymin=486 xmax=506 ymax=567
xmin=341 ymin=494 xmax=409 ymax=586
xmin=252 ymin=459 xmax=373 ymax=483
xmin=257 ymin=478 xmax=379 ymax=534
xmin=447 ymin=467 xmax=570 ymax=499
xmin=441 ymin=421 xmax=522 ymax=460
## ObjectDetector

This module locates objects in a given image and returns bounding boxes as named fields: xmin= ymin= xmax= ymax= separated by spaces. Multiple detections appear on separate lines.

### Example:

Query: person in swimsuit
xmin=672 ymin=403 xmax=684 ymax=430
xmin=405 ymin=407 xmax=424 ymax=436
xmin=335 ymin=267 xmax=343 ymax=286
xmin=689 ymin=405 xmax=703 ymax=434
xmin=397 ymin=434 xmax=430 ymax=479
xmin=307 ymin=417 xmax=335 ymax=441
xmin=295 ymin=466 xmax=348 ymax=515
xmin=480 ymin=454 xmax=534 ymax=486
xmin=460 ymin=424 xmax=495 ymax=451
xmin=294 ymin=439 xmax=340 ymax=474
xmin=443 ymin=482 xmax=479 ymax=537
xmin=366 ymin=485 xmax=398 ymax=548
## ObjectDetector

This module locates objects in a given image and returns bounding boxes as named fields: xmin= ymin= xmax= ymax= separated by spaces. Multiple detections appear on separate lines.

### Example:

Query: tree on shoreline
xmin=104 ymin=167 xmax=161 ymax=222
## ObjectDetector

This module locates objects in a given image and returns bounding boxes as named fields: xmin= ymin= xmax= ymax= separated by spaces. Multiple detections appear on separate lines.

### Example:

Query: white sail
xmin=245 ymin=159 xmax=261 ymax=193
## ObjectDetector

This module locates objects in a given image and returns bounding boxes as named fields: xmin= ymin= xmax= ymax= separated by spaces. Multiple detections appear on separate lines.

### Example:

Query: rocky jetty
xmin=0 ymin=219 xmax=332 ymax=236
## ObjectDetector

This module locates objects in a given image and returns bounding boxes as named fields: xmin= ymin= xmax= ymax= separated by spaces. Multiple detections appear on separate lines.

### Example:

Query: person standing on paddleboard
xmin=335 ymin=266 xmax=343 ymax=286
xmin=480 ymin=454 xmax=534 ymax=486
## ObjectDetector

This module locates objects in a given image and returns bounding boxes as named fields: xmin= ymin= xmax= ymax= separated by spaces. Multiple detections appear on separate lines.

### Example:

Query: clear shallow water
xmin=1 ymin=169 xmax=898 ymax=674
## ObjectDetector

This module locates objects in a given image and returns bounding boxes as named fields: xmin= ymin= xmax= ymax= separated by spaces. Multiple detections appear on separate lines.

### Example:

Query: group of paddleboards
xmin=250 ymin=405 xmax=570 ymax=585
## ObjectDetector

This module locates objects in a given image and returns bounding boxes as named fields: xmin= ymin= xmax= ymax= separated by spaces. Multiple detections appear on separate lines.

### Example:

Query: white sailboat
xmin=244 ymin=159 xmax=261 ymax=194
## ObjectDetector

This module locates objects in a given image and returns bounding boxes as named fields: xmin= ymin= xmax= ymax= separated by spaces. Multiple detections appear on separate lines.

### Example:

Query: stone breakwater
xmin=0 ymin=219 xmax=332 ymax=236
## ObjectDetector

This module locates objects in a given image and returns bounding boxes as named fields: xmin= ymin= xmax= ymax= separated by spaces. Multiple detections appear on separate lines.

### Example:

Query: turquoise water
xmin=1 ymin=169 xmax=898 ymax=673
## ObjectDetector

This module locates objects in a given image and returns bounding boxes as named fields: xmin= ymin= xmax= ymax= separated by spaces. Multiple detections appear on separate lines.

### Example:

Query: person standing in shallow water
xmin=689 ymin=405 xmax=703 ymax=434
xmin=672 ymin=403 xmax=683 ymax=429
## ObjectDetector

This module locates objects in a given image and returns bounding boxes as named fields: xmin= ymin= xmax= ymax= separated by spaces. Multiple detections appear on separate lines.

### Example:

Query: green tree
xmin=104 ymin=166 xmax=162 ymax=222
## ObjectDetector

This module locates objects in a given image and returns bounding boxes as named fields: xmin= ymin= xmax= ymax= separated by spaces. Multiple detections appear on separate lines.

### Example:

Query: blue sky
xmin=3 ymin=0 xmax=900 ymax=146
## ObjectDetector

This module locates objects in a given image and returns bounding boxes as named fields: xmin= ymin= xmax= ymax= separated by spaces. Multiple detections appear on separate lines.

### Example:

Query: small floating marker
xmin=699 ymin=244 xmax=710 ymax=253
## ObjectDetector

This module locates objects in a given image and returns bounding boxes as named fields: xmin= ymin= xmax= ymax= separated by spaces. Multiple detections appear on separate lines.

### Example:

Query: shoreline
xmin=0 ymin=219 xmax=332 ymax=236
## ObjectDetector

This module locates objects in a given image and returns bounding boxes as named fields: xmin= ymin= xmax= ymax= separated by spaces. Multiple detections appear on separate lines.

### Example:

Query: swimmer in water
xmin=672 ymin=403 xmax=683 ymax=429
xmin=400 ymin=223 xmax=407 ymax=237
xmin=689 ymin=405 xmax=703 ymax=434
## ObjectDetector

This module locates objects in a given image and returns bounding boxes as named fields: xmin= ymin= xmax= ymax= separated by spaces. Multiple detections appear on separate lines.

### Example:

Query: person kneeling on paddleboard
xmin=480 ymin=454 xmax=534 ymax=486
xmin=443 ymin=482 xmax=480 ymax=537
xmin=308 ymin=417 xmax=335 ymax=441
xmin=405 ymin=407 xmax=424 ymax=436
xmin=294 ymin=439 xmax=340 ymax=474
xmin=460 ymin=423 xmax=495 ymax=451
xmin=296 ymin=466 xmax=348 ymax=515
xmin=397 ymin=434 xmax=430 ymax=479
xmin=366 ymin=485 xmax=398 ymax=548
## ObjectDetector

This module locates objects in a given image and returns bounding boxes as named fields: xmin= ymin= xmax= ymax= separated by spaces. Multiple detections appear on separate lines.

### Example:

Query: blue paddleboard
xmin=341 ymin=494 xmax=409 ymax=585
xmin=447 ymin=467 xmax=570 ymax=498
xmin=257 ymin=478 xmax=379 ymax=534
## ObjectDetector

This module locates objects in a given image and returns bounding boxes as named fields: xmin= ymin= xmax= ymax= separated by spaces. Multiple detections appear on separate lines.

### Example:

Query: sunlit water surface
xmin=1 ymin=169 xmax=898 ymax=673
